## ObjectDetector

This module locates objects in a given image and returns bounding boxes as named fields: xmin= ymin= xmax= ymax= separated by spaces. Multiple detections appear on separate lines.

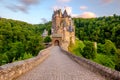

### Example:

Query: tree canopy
xmin=0 ymin=18 xmax=45 ymax=65
xmin=73 ymin=14 xmax=120 ymax=48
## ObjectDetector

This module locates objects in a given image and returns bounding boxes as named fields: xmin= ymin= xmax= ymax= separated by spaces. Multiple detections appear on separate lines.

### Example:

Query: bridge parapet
xmin=60 ymin=48 xmax=120 ymax=80
xmin=0 ymin=47 xmax=51 ymax=80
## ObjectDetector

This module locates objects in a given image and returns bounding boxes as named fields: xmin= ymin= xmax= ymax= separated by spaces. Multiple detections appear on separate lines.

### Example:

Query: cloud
xmin=57 ymin=0 xmax=71 ymax=3
xmin=5 ymin=0 xmax=41 ymax=13
xmin=52 ymin=5 xmax=63 ymax=11
xmin=20 ymin=0 xmax=39 ymax=5
xmin=72 ymin=12 xmax=96 ymax=18
xmin=6 ymin=5 xmax=17 ymax=12
xmin=41 ymin=18 xmax=48 ymax=23
xmin=80 ymin=6 xmax=88 ymax=10
xmin=65 ymin=6 xmax=72 ymax=15
xmin=71 ymin=14 xmax=79 ymax=18
xmin=80 ymin=12 xmax=96 ymax=18
xmin=6 ymin=4 xmax=28 ymax=13
xmin=101 ymin=0 xmax=113 ymax=4
xmin=15 ymin=5 xmax=28 ymax=13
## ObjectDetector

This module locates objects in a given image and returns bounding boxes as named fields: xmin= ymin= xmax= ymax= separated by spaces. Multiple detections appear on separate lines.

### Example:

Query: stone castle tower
xmin=51 ymin=9 xmax=75 ymax=50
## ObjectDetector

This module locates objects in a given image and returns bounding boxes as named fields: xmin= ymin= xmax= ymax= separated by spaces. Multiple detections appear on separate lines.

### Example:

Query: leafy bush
xmin=44 ymin=36 xmax=52 ymax=43
xmin=68 ymin=39 xmax=85 ymax=56
xmin=0 ymin=54 xmax=9 ymax=65
xmin=97 ymin=43 xmax=105 ymax=53
xmin=115 ymin=49 xmax=120 ymax=71
xmin=17 ymin=52 xmax=33 ymax=60
xmin=104 ymin=40 xmax=117 ymax=55
xmin=82 ymin=41 xmax=96 ymax=59
xmin=94 ymin=54 xmax=115 ymax=69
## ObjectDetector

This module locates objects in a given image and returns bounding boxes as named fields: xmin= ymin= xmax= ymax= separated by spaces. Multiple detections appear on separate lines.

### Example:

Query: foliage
xmin=73 ymin=14 xmax=120 ymax=48
xmin=0 ymin=54 xmax=9 ymax=65
xmin=82 ymin=41 xmax=96 ymax=59
xmin=68 ymin=39 xmax=85 ymax=56
xmin=73 ymin=15 xmax=120 ymax=70
xmin=18 ymin=52 xmax=33 ymax=60
xmin=34 ymin=21 xmax=52 ymax=35
xmin=0 ymin=18 xmax=45 ymax=65
xmin=115 ymin=49 xmax=120 ymax=71
xmin=44 ymin=36 xmax=52 ymax=43
xmin=104 ymin=40 xmax=117 ymax=55
xmin=97 ymin=43 xmax=105 ymax=54
xmin=94 ymin=54 xmax=115 ymax=69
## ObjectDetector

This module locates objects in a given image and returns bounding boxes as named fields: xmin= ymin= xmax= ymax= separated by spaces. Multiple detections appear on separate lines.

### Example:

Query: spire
xmin=58 ymin=9 xmax=62 ymax=17
xmin=63 ymin=9 xmax=68 ymax=17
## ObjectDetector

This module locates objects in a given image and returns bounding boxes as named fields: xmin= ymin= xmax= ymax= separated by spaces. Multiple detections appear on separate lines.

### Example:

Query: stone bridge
xmin=0 ymin=46 xmax=120 ymax=80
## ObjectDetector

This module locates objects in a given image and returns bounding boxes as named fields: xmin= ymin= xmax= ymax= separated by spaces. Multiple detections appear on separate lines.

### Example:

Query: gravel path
xmin=17 ymin=46 xmax=105 ymax=80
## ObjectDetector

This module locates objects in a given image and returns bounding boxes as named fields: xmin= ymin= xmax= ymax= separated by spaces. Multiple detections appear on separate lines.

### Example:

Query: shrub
xmin=68 ymin=39 xmax=85 ymax=56
xmin=17 ymin=52 xmax=33 ymax=60
xmin=94 ymin=54 xmax=115 ymax=69
xmin=0 ymin=54 xmax=9 ymax=65
xmin=22 ymin=52 xmax=33 ymax=60
xmin=115 ymin=49 xmax=120 ymax=71
xmin=104 ymin=39 xmax=116 ymax=55
xmin=97 ymin=43 xmax=105 ymax=53
xmin=82 ymin=41 xmax=96 ymax=59
xmin=44 ymin=36 xmax=52 ymax=43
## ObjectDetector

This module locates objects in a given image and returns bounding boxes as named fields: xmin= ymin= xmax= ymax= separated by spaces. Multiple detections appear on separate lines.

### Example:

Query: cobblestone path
xmin=17 ymin=46 xmax=105 ymax=80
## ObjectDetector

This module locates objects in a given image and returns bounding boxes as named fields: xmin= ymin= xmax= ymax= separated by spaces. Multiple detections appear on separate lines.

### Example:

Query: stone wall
xmin=0 ymin=47 xmax=51 ymax=80
xmin=60 ymin=48 xmax=120 ymax=80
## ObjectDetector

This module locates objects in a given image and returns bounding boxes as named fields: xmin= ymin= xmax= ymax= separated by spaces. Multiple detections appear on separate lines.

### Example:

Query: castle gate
xmin=52 ymin=34 xmax=62 ymax=46
xmin=54 ymin=40 xmax=59 ymax=46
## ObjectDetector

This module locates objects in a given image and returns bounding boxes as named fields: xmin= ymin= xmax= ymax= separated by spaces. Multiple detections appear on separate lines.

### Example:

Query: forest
xmin=0 ymin=18 xmax=50 ymax=65
xmin=74 ymin=14 xmax=120 ymax=48
xmin=69 ymin=14 xmax=120 ymax=71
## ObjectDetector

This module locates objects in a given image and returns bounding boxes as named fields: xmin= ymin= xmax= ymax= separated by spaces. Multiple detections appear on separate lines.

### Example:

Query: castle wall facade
xmin=51 ymin=9 xmax=75 ymax=50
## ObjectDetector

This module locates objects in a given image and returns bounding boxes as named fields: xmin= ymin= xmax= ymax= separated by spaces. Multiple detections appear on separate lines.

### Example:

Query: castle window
xmin=68 ymin=26 xmax=74 ymax=32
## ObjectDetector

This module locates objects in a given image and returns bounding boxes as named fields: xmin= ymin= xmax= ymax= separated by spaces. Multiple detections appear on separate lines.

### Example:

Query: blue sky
xmin=0 ymin=0 xmax=120 ymax=24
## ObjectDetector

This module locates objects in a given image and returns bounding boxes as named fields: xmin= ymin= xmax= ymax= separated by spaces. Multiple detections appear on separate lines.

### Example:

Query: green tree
xmin=0 ymin=18 xmax=45 ymax=65
xmin=82 ymin=41 xmax=96 ymax=59
xmin=44 ymin=36 xmax=52 ymax=43
xmin=94 ymin=54 xmax=115 ymax=69
xmin=104 ymin=40 xmax=116 ymax=55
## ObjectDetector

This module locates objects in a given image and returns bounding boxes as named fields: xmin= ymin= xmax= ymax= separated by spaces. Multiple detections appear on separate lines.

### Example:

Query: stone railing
xmin=60 ymin=48 xmax=120 ymax=80
xmin=0 ymin=47 xmax=51 ymax=80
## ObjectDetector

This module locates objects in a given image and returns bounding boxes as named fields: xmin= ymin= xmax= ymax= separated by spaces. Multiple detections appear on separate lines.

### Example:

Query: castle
xmin=51 ymin=9 xmax=75 ymax=50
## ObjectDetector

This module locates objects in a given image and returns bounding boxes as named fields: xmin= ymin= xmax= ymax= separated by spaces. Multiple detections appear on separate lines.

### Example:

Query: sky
xmin=0 ymin=0 xmax=120 ymax=24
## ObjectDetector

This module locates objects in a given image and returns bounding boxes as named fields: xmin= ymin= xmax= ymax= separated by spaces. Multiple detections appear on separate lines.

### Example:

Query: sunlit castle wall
xmin=52 ymin=9 xmax=75 ymax=50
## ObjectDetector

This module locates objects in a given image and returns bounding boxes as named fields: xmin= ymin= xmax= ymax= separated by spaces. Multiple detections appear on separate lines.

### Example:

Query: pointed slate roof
xmin=63 ymin=9 xmax=68 ymax=17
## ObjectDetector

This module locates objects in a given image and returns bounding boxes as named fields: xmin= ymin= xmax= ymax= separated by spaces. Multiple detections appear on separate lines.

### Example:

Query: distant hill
xmin=71 ymin=14 xmax=120 ymax=71
xmin=73 ymin=14 xmax=120 ymax=48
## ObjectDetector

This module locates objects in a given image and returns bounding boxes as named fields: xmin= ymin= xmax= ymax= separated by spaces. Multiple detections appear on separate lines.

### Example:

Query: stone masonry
xmin=16 ymin=46 xmax=105 ymax=80
xmin=51 ymin=9 xmax=75 ymax=50
xmin=0 ymin=47 xmax=51 ymax=80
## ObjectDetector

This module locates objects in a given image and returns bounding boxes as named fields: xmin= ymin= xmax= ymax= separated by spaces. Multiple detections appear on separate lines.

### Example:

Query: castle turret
xmin=63 ymin=10 xmax=69 ymax=17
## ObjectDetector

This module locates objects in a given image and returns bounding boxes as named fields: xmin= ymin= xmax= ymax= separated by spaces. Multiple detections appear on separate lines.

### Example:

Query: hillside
xmin=70 ymin=14 xmax=120 ymax=71
xmin=74 ymin=14 xmax=120 ymax=48
xmin=0 ymin=18 xmax=46 ymax=65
